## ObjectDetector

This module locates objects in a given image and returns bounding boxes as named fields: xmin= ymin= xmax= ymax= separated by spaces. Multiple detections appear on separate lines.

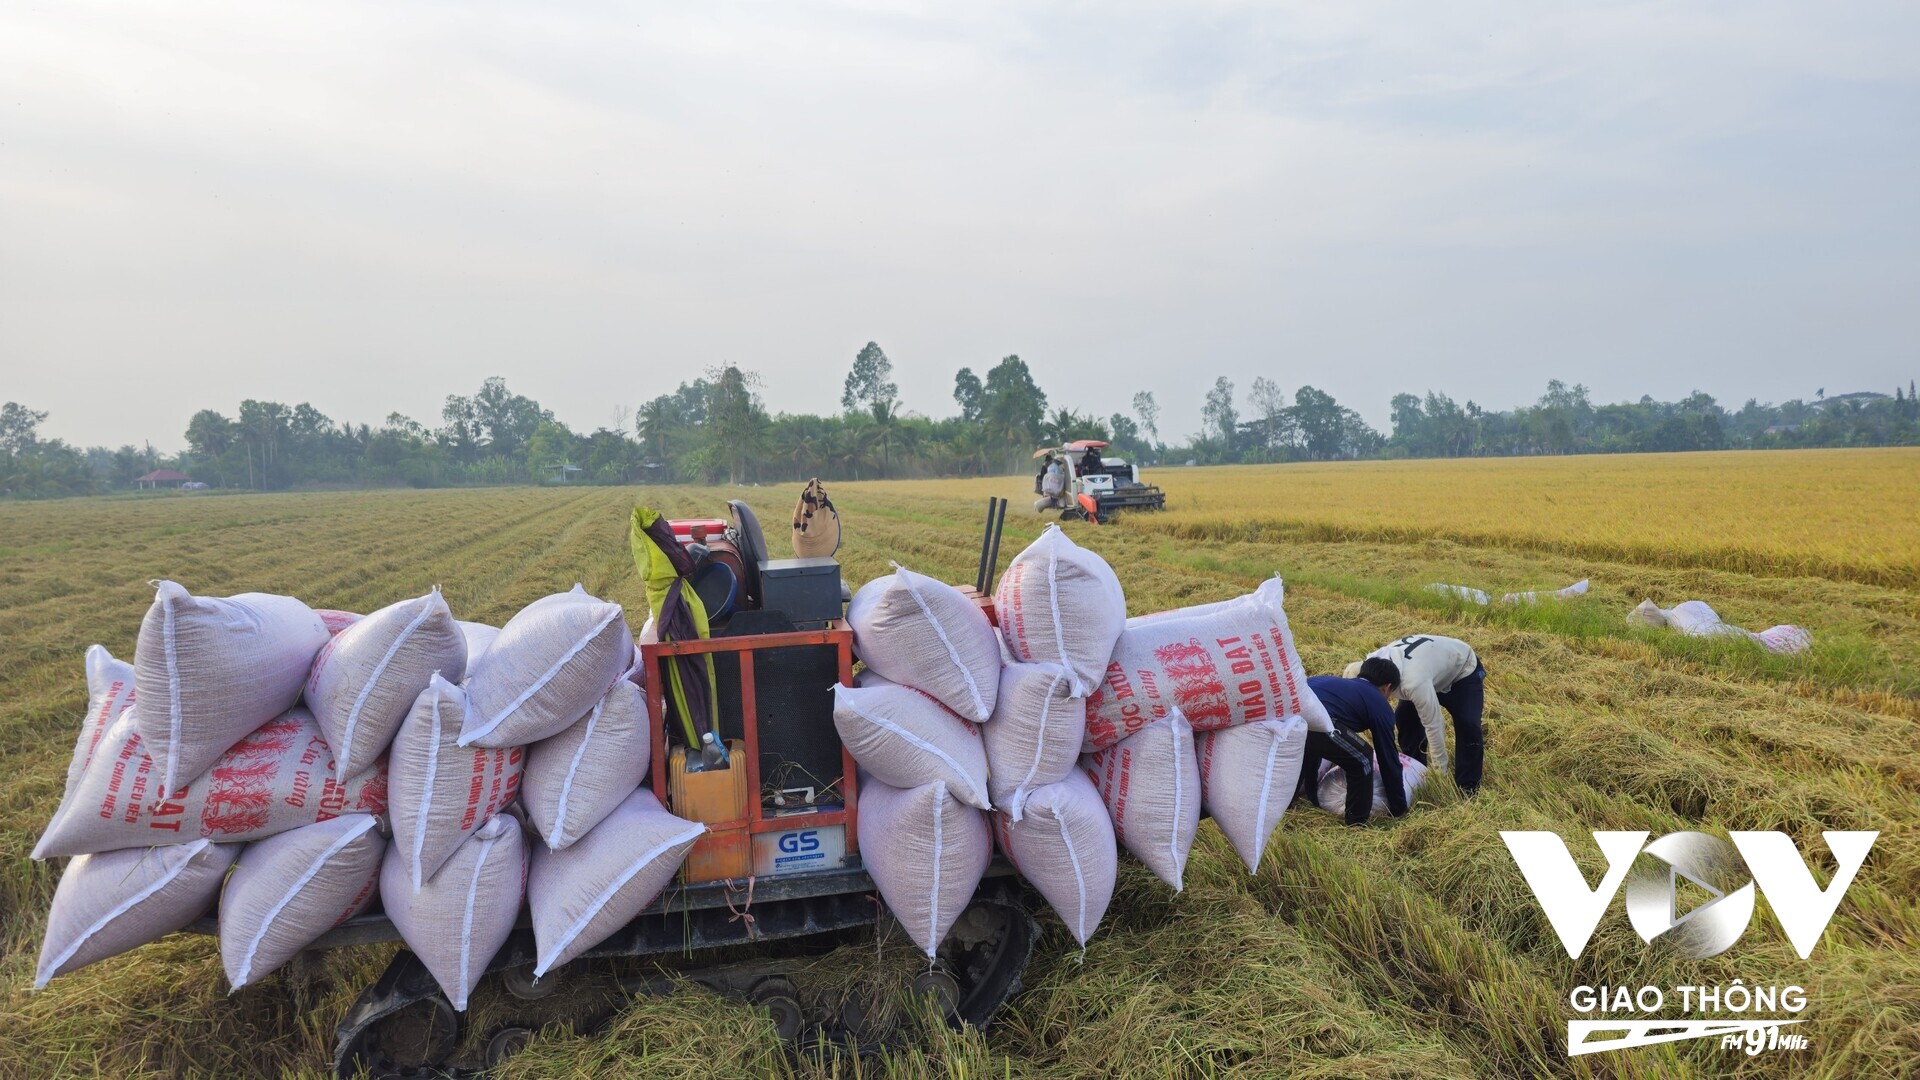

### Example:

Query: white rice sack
xmin=59 ymin=645 xmax=138 ymax=799
xmin=1751 ymin=624 xmax=1813 ymax=654
xmin=847 ymin=565 xmax=1000 ymax=722
xmin=133 ymin=581 xmax=332 ymax=801
xmin=982 ymin=663 xmax=1081 ymax=821
xmin=1083 ymin=711 xmax=1199 ymax=892
xmin=314 ymin=610 xmax=364 ymax=636
xmin=1628 ymin=599 xmax=1811 ymax=653
xmin=1426 ymin=583 xmax=1492 ymax=605
xmin=33 ymin=705 xmax=390 ymax=859
xmin=458 ymin=622 xmax=502 ymax=678
xmin=390 ymin=675 xmax=525 ymax=889
xmin=220 ymin=814 xmax=385 ymax=989
xmin=306 ymin=590 xmax=467 ymax=778
xmin=1197 ymin=715 xmax=1307 ymax=873
xmin=833 ymin=675 xmax=990 ymax=810
xmin=381 ymin=812 xmax=528 ymax=1011
xmin=1666 ymin=600 xmax=1743 ymax=637
xmin=1627 ymin=599 xmax=1669 ymax=628
xmin=35 ymin=839 xmax=238 ymax=988
xmin=991 ymin=771 xmax=1115 ymax=947
xmin=857 ymin=776 xmax=991 ymax=958
xmin=461 ymin=585 xmax=633 ymax=748
xmin=522 ymin=668 xmax=651 ymax=849
xmin=1083 ymin=577 xmax=1329 ymax=751
xmin=1317 ymin=753 xmax=1428 ymax=820
xmin=528 ymin=788 xmax=703 ymax=976
xmin=993 ymin=525 xmax=1126 ymax=695
xmin=1502 ymin=579 xmax=1590 ymax=605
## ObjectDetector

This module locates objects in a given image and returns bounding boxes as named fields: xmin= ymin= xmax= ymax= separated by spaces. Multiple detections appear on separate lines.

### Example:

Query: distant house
xmin=547 ymin=463 xmax=584 ymax=483
xmin=134 ymin=469 xmax=193 ymax=489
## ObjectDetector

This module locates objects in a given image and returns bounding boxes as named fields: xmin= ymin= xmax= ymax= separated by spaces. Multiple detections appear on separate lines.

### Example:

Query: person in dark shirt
xmin=1298 ymin=659 xmax=1411 ymax=824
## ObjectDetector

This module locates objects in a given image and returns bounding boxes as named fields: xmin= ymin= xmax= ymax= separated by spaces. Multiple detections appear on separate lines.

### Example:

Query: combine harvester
xmin=187 ymin=501 xmax=1036 ymax=1078
xmin=1032 ymin=440 xmax=1166 ymax=523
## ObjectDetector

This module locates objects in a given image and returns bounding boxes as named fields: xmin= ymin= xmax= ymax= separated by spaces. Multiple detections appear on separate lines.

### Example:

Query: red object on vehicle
xmin=668 ymin=518 xmax=729 ymax=545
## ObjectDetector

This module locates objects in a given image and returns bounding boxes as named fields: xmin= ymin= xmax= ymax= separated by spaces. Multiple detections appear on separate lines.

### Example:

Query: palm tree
xmin=185 ymin=409 xmax=235 ymax=487
xmin=870 ymin=400 xmax=902 ymax=478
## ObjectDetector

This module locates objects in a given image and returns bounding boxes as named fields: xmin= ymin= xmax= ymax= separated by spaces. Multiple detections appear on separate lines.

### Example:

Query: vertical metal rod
xmin=975 ymin=498 xmax=996 ymax=593
xmin=984 ymin=497 xmax=1008 ymax=594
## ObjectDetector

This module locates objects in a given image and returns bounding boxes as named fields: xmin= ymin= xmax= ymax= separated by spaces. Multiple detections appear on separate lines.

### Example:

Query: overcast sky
xmin=3 ymin=1 xmax=1916 ymax=450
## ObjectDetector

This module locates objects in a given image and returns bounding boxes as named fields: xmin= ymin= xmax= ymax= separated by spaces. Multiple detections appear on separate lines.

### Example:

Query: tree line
xmin=3 ymin=345 xmax=1916 ymax=497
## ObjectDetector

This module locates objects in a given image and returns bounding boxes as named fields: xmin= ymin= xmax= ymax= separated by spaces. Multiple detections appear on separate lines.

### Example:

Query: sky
xmin=3 ymin=0 xmax=1916 ymax=451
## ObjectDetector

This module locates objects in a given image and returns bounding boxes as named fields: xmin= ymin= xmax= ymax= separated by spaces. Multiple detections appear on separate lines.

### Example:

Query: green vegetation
xmin=5 ymin=346 xmax=1917 ymax=498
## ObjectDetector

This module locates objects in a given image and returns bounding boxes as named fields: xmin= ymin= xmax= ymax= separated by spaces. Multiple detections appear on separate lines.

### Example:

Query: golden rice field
xmin=1 ymin=447 xmax=1916 ymax=1079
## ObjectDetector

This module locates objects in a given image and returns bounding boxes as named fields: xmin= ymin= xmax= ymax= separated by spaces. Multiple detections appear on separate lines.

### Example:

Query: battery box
xmin=750 ymin=807 xmax=849 ymax=876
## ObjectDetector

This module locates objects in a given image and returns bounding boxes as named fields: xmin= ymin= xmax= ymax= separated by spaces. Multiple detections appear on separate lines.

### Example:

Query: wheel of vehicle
xmin=1058 ymin=507 xmax=1086 ymax=522
xmin=368 ymin=994 xmax=459 ymax=1075
xmin=749 ymin=977 xmax=806 ymax=1041
xmin=934 ymin=883 xmax=1038 ymax=1030
xmin=839 ymin=992 xmax=880 ymax=1040
xmin=502 ymin=962 xmax=558 ymax=1001
xmin=485 ymin=1026 xmax=534 ymax=1068
xmin=911 ymin=969 xmax=961 ymax=1020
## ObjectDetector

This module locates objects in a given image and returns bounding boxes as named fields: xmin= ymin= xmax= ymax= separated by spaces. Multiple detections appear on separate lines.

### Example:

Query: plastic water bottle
xmin=699 ymin=730 xmax=730 ymax=770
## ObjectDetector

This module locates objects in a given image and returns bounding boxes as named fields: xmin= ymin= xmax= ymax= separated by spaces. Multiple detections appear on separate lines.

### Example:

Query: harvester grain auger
xmin=190 ymin=500 xmax=1036 ymax=1078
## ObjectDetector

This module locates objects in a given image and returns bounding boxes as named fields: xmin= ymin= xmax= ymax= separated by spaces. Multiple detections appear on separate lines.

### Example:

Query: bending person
xmin=1347 ymin=634 xmax=1485 ymax=794
xmin=1297 ymin=659 xmax=1410 ymax=824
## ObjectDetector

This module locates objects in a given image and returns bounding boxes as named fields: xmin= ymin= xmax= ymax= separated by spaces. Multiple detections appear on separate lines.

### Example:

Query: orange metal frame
xmin=642 ymin=622 xmax=860 ymax=858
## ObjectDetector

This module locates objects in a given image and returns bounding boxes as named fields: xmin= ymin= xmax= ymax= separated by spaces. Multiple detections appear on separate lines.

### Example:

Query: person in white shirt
xmin=1345 ymin=634 xmax=1486 ymax=794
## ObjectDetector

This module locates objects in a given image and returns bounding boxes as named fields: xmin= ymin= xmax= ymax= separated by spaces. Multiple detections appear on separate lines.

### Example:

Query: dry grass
xmin=1 ymin=452 xmax=1916 ymax=1078
xmin=1140 ymin=449 xmax=1920 ymax=588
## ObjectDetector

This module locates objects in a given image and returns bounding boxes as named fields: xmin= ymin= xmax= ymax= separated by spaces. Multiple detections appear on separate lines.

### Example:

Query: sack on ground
xmin=462 ymin=585 xmax=633 ymax=747
xmin=834 ymin=675 xmax=990 ymax=810
xmin=458 ymin=622 xmax=502 ymax=678
xmin=33 ymin=705 xmax=389 ymax=859
xmin=1317 ymin=753 xmax=1428 ymax=820
xmin=35 ymin=839 xmax=238 ymax=988
xmin=1197 ymin=716 xmax=1307 ymax=873
xmin=134 ymin=581 xmax=332 ymax=801
xmin=847 ymin=565 xmax=1000 ymax=722
xmin=220 ymin=814 xmax=385 ymax=989
xmin=993 ymin=526 xmax=1126 ymax=695
xmin=992 ymin=770 xmax=1115 ymax=947
xmin=381 ymin=812 xmax=528 ymax=1011
xmin=1083 ymin=577 xmax=1327 ymax=751
xmin=982 ymin=663 xmax=1081 ymax=821
xmin=857 ymin=776 xmax=991 ymax=958
xmin=306 ymin=589 xmax=467 ymax=778
xmin=61 ymin=645 xmax=138 ymax=799
xmin=528 ymin=787 xmax=703 ymax=976
xmin=1083 ymin=711 xmax=1199 ymax=892
xmin=522 ymin=667 xmax=651 ymax=849
xmin=390 ymin=675 xmax=523 ymax=889
xmin=1628 ymin=598 xmax=1813 ymax=654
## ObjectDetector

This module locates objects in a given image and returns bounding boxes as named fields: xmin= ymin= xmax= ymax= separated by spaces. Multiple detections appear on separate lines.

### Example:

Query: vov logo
xmin=1501 ymin=830 xmax=1878 ymax=959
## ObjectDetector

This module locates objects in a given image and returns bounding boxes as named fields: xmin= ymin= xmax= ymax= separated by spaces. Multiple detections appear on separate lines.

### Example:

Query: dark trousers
xmin=1395 ymin=663 xmax=1486 ymax=794
xmin=1297 ymin=729 xmax=1375 ymax=825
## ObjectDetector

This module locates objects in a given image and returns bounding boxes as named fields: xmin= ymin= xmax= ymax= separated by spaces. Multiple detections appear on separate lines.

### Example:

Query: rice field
xmin=1 ymin=447 xmax=1916 ymax=1079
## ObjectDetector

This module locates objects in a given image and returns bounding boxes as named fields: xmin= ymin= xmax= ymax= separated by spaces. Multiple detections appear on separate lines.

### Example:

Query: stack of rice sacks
xmin=32 ymin=580 xmax=702 ymax=1013
xmin=843 ymin=527 xmax=1127 ymax=953
xmin=1082 ymin=573 xmax=1328 ymax=881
